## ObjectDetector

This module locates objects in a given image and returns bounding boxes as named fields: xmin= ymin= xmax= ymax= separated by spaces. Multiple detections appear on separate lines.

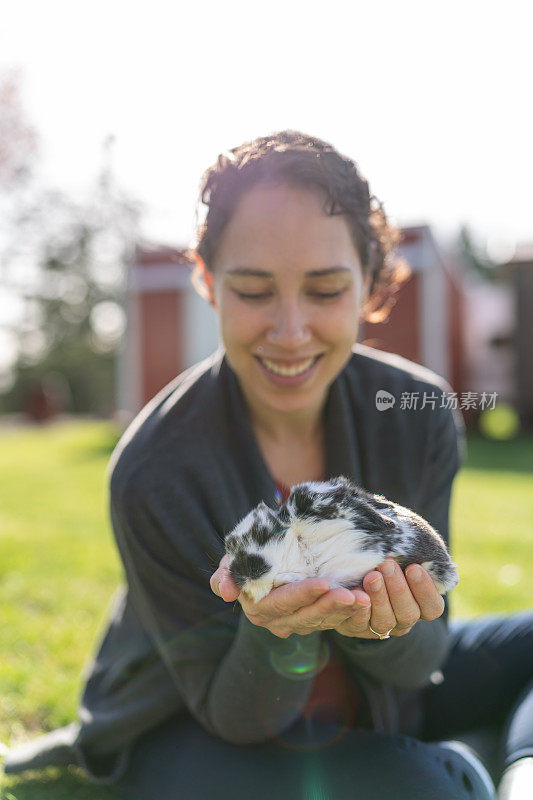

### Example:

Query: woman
xmin=4 ymin=131 xmax=532 ymax=798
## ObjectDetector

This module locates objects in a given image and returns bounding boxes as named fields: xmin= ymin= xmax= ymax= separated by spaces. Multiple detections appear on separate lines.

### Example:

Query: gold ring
xmin=368 ymin=623 xmax=394 ymax=640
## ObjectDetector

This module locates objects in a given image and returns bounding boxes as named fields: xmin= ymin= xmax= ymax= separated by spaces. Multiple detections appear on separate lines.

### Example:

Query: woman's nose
xmin=266 ymin=299 xmax=312 ymax=347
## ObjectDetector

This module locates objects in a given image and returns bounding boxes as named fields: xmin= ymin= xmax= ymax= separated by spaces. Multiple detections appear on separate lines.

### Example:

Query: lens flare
xmin=269 ymin=638 xmax=330 ymax=680
xmin=479 ymin=404 xmax=520 ymax=440
xmin=256 ymin=640 xmax=361 ymax=752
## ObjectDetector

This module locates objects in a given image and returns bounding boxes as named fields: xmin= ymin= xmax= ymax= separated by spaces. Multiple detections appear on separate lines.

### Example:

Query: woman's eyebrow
xmin=226 ymin=266 xmax=352 ymax=277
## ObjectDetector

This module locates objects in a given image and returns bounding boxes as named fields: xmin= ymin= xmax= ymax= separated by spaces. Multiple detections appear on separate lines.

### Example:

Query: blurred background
xmin=1 ymin=0 xmax=532 ymax=434
xmin=0 ymin=2 xmax=531 ymax=795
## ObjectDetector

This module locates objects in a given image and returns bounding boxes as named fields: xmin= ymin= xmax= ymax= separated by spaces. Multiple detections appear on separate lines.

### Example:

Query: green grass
xmin=450 ymin=434 xmax=532 ymax=617
xmin=0 ymin=421 xmax=532 ymax=798
xmin=0 ymin=421 xmax=123 ymax=799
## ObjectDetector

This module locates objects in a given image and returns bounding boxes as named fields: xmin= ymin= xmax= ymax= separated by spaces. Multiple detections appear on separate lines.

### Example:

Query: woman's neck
xmin=254 ymin=419 xmax=326 ymax=488
xmin=243 ymin=388 xmax=328 ymax=487
xmin=245 ymin=395 xmax=327 ymax=446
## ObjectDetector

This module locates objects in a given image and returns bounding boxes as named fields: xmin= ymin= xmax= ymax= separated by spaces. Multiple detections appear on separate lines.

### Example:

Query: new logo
xmin=375 ymin=390 xmax=395 ymax=411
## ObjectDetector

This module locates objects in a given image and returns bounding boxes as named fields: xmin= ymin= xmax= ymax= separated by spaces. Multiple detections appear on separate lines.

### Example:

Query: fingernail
xmin=219 ymin=579 xmax=227 ymax=597
xmin=408 ymin=565 xmax=423 ymax=582
xmin=312 ymin=584 xmax=329 ymax=596
xmin=380 ymin=561 xmax=396 ymax=578
xmin=369 ymin=576 xmax=383 ymax=591
xmin=338 ymin=596 xmax=355 ymax=607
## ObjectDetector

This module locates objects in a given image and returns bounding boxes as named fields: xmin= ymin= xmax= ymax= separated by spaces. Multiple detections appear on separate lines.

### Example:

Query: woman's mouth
xmin=259 ymin=356 xmax=318 ymax=376
xmin=255 ymin=354 xmax=323 ymax=385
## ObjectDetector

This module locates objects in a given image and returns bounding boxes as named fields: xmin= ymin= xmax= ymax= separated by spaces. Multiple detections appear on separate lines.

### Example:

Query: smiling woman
xmin=188 ymin=132 xmax=408 ymax=455
xmin=193 ymin=183 xmax=368 ymax=442
xmin=4 ymin=131 xmax=532 ymax=800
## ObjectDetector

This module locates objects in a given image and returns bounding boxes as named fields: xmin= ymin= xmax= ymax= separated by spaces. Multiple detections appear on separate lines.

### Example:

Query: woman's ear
xmin=358 ymin=272 xmax=372 ymax=317
xmin=362 ymin=272 xmax=372 ymax=304
xmin=191 ymin=254 xmax=218 ymax=309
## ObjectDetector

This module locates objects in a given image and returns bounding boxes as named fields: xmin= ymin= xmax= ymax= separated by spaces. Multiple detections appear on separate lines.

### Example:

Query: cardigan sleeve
xmin=416 ymin=402 xmax=465 ymax=548
xmin=110 ymin=470 xmax=324 ymax=746
xmin=330 ymin=403 xmax=465 ymax=689
xmin=414 ymin=400 xmax=465 ymax=624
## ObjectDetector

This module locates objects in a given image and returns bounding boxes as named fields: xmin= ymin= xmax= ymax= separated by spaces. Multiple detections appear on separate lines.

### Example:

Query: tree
xmin=0 ymin=67 xmax=39 ymax=399
xmin=0 ymin=67 xmax=37 ymax=188
xmin=0 ymin=137 xmax=142 ymax=417
xmin=456 ymin=225 xmax=506 ymax=283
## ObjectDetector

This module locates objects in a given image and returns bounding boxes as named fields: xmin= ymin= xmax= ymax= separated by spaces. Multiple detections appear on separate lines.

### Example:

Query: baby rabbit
xmin=225 ymin=476 xmax=458 ymax=603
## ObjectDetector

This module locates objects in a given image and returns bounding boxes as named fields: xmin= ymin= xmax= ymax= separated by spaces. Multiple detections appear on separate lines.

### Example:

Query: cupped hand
xmin=210 ymin=555 xmax=445 ymax=640
xmin=333 ymin=559 xmax=446 ymax=639
xmin=210 ymin=554 xmax=369 ymax=639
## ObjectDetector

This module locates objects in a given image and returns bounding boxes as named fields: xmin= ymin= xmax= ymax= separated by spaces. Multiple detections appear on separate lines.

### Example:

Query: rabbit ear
xmin=257 ymin=501 xmax=286 ymax=530
xmin=253 ymin=501 xmax=287 ymax=539
xmin=277 ymin=504 xmax=291 ymax=524
xmin=257 ymin=500 xmax=277 ymax=518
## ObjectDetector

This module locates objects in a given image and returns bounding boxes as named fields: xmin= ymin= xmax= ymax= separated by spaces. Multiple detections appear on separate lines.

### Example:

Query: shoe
xmin=438 ymin=740 xmax=497 ymax=798
xmin=498 ymin=757 xmax=533 ymax=800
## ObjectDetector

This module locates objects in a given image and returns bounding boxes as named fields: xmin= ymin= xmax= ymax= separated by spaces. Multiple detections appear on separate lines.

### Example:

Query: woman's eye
xmin=235 ymin=290 xmax=270 ymax=300
xmin=235 ymin=290 xmax=345 ymax=301
xmin=310 ymin=291 xmax=346 ymax=299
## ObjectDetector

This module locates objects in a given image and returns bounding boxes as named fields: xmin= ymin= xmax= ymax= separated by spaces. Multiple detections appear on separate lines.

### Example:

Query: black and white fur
xmin=225 ymin=476 xmax=459 ymax=602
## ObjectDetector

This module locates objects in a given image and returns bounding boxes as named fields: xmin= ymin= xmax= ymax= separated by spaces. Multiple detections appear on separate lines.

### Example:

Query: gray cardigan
xmin=4 ymin=344 xmax=465 ymax=784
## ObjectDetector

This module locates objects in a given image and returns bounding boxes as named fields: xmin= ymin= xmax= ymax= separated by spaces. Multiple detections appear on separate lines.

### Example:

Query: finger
xmin=405 ymin=565 xmax=445 ymax=621
xmin=334 ymin=596 xmax=372 ymax=637
xmin=377 ymin=559 xmax=421 ymax=630
xmin=252 ymin=578 xmax=331 ymax=623
xmin=209 ymin=553 xmax=228 ymax=593
xmin=347 ymin=587 xmax=373 ymax=606
xmin=247 ymin=584 xmax=350 ymax=637
xmin=210 ymin=554 xmax=239 ymax=600
xmin=219 ymin=576 xmax=240 ymax=602
xmin=211 ymin=571 xmax=239 ymax=601
xmin=209 ymin=567 xmax=224 ymax=597
xmin=291 ymin=589 xmax=359 ymax=633
xmin=363 ymin=571 xmax=397 ymax=636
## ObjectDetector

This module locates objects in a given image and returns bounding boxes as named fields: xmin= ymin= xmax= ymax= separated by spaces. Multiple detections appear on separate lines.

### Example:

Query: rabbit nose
xmin=228 ymin=559 xmax=246 ymax=588
xmin=229 ymin=552 xmax=270 ymax=584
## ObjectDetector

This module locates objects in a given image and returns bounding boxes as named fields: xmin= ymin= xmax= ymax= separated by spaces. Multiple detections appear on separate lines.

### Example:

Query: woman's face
xmin=199 ymin=182 xmax=369 ymax=420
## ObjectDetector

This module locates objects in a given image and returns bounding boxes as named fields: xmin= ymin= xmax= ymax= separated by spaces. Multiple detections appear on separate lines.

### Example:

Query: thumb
xmin=210 ymin=555 xmax=240 ymax=601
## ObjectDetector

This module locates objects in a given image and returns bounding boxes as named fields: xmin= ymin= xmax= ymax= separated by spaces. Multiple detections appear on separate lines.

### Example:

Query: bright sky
xmin=1 ymin=0 xmax=532 ymax=372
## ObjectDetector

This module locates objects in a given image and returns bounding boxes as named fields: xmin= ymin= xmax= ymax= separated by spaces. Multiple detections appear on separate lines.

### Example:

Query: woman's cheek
xmin=220 ymin=302 xmax=264 ymax=344
xmin=318 ymin=308 xmax=360 ymax=344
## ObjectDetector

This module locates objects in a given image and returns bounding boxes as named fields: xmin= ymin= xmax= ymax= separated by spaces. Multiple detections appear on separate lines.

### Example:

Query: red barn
xmin=116 ymin=243 xmax=218 ymax=421
xmin=359 ymin=224 xmax=464 ymax=396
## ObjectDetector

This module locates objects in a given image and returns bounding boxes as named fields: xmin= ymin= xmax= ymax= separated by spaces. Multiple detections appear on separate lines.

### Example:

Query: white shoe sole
xmin=438 ymin=740 xmax=496 ymax=798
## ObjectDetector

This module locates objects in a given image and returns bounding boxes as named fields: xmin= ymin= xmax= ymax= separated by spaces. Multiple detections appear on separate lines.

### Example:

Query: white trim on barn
xmin=116 ymin=287 xmax=142 ymax=423
xmin=184 ymin=286 xmax=221 ymax=367
xmin=421 ymin=234 xmax=449 ymax=381
xmin=398 ymin=224 xmax=451 ymax=383
xmin=129 ymin=262 xmax=193 ymax=292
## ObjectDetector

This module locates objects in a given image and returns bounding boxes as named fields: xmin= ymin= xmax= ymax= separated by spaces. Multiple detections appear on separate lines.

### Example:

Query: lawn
xmin=0 ymin=420 xmax=532 ymax=798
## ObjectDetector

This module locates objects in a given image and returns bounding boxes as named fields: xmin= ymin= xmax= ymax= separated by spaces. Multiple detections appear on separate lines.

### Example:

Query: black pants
xmin=115 ymin=612 xmax=533 ymax=800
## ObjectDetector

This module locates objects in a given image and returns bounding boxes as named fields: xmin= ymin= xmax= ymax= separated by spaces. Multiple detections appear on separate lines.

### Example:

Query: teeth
xmin=260 ymin=356 xmax=317 ymax=376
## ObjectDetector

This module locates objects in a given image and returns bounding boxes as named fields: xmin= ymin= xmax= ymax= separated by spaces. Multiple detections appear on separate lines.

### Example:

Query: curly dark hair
xmin=189 ymin=130 xmax=409 ymax=322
